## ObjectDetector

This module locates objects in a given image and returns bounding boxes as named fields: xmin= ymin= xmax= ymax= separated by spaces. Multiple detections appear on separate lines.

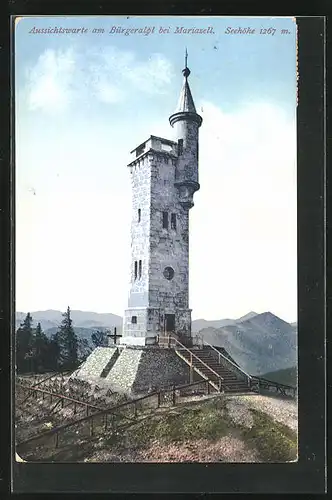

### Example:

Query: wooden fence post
xmin=86 ymin=405 xmax=89 ymax=417
xmin=172 ymin=384 xmax=176 ymax=406
xmin=157 ymin=392 xmax=161 ymax=408
xmin=55 ymin=432 xmax=59 ymax=448
xmin=90 ymin=417 xmax=94 ymax=437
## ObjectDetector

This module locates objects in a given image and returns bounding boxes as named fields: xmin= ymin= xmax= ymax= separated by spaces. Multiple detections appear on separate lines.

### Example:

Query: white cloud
xmin=27 ymin=48 xmax=76 ymax=114
xmin=24 ymin=46 xmax=174 ymax=113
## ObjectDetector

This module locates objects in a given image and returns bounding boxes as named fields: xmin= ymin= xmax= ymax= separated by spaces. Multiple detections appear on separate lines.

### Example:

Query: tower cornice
xmin=127 ymin=148 xmax=177 ymax=168
xmin=169 ymin=111 xmax=202 ymax=128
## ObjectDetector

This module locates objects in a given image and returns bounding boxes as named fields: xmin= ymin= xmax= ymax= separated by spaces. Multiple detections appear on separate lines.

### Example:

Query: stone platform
xmin=73 ymin=345 xmax=190 ymax=396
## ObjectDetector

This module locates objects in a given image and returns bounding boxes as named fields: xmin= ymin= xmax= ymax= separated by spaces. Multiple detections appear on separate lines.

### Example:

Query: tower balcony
xmin=174 ymin=180 xmax=200 ymax=209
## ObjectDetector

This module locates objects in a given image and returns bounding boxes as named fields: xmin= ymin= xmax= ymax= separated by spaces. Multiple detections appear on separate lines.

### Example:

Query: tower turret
xmin=169 ymin=50 xmax=203 ymax=209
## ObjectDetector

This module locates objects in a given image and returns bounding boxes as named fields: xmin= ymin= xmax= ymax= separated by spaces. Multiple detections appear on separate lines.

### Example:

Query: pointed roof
xmin=175 ymin=76 xmax=197 ymax=114
xmin=169 ymin=50 xmax=202 ymax=128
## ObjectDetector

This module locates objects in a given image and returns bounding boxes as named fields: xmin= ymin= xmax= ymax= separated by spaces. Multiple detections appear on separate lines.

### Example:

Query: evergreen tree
xmin=77 ymin=338 xmax=92 ymax=362
xmin=91 ymin=329 xmax=108 ymax=348
xmin=54 ymin=306 xmax=78 ymax=370
xmin=45 ymin=334 xmax=61 ymax=372
xmin=16 ymin=313 xmax=34 ymax=373
xmin=32 ymin=322 xmax=49 ymax=373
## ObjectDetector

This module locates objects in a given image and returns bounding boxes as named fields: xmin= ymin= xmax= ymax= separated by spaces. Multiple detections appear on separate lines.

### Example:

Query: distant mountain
xmin=260 ymin=367 xmax=297 ymax=387
xmin=16 ymin=310 xmax=297 ymax=374
xmin=192 ymin=311 xmax=258 ymax=333
xmin=15 ymin=309 xmax=123 ymax=332
xmin=198 ymin=312 xmax=297 ymax=377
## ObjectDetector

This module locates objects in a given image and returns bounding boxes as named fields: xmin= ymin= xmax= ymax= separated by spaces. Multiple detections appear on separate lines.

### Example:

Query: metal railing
xmin=16 ymin=379 xmax=214 ymax=455
xmin=16 ymin=382 xmax=105 ymax=414
xmin=163 ymin=335 xmax=224 ymax=392
xmin=251 ymin=376 xmax=296 ymax=398
xmin=197 ymin=338 xmax=252 ymax=388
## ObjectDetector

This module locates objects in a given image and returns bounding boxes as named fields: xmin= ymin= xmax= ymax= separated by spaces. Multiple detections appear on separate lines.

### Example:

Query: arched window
xmin=139 ymin=260 xmax=142 ymax=278
xmin=134 ymin=261 xmax=138 ymax=280
xmin=162 ymin=211 xmax=169 ymax=229
xmin=171 ymin=213 xmax=177 ymax=230
xmin=178 ymin=138 xmax=184 ymax=156
xmin=138 ymin=208 xmax=141 ymax=222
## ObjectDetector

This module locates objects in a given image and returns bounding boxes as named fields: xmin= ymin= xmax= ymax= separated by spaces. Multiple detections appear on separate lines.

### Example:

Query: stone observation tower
xmin=122 ymin=52 xmax=203 ymax=346
xmin=74 ymin=55 xmax=251 ymax=395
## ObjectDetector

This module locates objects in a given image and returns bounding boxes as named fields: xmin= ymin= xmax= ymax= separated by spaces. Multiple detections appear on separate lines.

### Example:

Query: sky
xmin=15 ymin=16 xmax=297 ymax=322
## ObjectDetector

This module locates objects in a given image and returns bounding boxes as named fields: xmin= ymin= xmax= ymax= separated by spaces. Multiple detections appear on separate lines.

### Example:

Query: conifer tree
xmin=91 ymin=329 xmax=108 ymax=348
xmin=16 ymin=312 xmax=34 ymax=373
xmin=32 ymin=322 xmax=49 ymax=373
xmin=54 ymin=306 xmax=78 ymax=370
xmin=46 ymin=334 xmax=61 ymax=372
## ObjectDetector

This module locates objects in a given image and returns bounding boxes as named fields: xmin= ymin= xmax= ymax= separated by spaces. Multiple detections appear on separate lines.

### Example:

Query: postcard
xmin=14 ymin=15 xmax=299 ymax=469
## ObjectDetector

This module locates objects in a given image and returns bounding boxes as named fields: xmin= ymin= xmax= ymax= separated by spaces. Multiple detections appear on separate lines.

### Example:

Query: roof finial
xmin=182 ymin=47 xmax=190 ymax=78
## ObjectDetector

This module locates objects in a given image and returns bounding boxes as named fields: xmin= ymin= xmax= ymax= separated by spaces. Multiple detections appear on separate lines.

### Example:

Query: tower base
xmin=122 ymin=307 xmax=192 ymax=346
xmin=73 ymin=345 xmax=191 ymax=396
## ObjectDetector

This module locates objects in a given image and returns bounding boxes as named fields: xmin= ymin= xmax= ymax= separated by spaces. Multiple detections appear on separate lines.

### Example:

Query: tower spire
xmin=183 ymin=47 xmax=190 ymax=78
xmin=169 ymin=53 xmax=202 ymax=122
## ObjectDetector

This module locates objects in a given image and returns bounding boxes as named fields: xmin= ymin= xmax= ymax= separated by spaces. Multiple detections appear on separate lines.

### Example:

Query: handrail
xmin=31 ymin=370 xmax=72 ymax=388
xmin=251 ymin=376 xmax=296 ymax=391
xmin=196 ymin=336 xmax=252 ymax=382
xmin=16 ymin=383 xmax=104 ymax=412
xmin=17 ymin=379 xmax=212 ymax=448
xmin=169 ymin=336 xmax=224 ymax=383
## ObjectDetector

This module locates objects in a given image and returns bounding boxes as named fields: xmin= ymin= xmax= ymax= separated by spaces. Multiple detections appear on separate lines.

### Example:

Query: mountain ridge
xmin=16 ymin=309 xmax=297 ymax=377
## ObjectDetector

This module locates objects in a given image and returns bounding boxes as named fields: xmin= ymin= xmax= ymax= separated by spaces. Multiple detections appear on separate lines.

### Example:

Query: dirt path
xmin=235 ymin=394 xmax=298 ymax=432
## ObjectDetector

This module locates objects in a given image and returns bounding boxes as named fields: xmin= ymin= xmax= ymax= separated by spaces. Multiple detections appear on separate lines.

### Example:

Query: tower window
xmin=134 ymin=261 xmax=138 ymax=280
xmin=139 ymin=260 xmax=142 ymax=278
xmin=162 ymin=211 xmax=169 ymax=229
xmin=178 ymin=138 xmax=184 ymax=156
xmin=131 ymin=316 xmax=137 ymax=324
xmin=138 ymin=208 xmax=141 ymax=222
xmin=163 ymin=266 xmax=175 ymax=281
xmin=171 ymin=213 xmax=177 ymax=230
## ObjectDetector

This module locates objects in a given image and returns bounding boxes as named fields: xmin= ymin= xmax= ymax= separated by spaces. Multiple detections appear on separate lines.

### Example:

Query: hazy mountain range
xmin=196 ymin=311 xmax=297 ymax=376
xmin=16 ymin=309 xmax=297 ymax=378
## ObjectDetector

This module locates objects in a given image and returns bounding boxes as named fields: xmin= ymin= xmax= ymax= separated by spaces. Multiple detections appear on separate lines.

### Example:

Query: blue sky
xmin=15 ymin=16 xmax=297 ymax=322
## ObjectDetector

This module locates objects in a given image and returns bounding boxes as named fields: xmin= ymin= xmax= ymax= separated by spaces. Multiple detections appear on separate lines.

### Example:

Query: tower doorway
xmin=164 ymin=314 xmax=175 ymax=333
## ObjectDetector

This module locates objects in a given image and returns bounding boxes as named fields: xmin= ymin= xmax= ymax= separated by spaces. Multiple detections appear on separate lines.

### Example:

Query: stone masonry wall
xmin=74 ymin=347 xmax=118 ymax=382
xmin=173 ymin=119 xmax=199 ymax=185
xmin=148 ymin=151 xmax=192 ymax=337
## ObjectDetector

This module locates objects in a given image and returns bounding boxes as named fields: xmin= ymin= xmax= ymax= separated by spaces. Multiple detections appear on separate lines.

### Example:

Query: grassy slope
xmin=105 ymin=397 xmax=297 ymax=463
xmin=18 ymin=396 xmax=297 ymax=463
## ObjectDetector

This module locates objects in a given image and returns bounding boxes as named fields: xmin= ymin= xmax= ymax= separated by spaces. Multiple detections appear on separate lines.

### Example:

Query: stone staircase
xmin=174 ymin=343 xmax=252 ymax=394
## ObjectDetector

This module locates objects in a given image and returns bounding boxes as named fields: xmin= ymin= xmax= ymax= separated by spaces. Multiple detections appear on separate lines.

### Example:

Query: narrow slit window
xmin=131 ymin=316 xmax=137 ymax=324
xmin=178 ymin=138 xmax=184 ymax=156
xmin=162 ymin=211 xmax=169 ymax=229
xmin=171 ymin=213 xmax=177 ymax=230
xmin=139 ymin=260 xmax=142 ymax=278
xmin=138 ymin=208 xmax=141 ymax=222
xmin=134 ymin=261 xmax=138 ymax=280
